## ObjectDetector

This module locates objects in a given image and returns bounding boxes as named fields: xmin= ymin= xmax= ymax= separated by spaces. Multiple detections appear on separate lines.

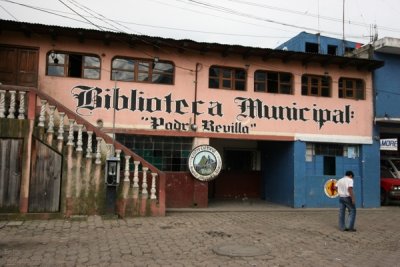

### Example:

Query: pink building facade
xmin=0 ymin=20 xmax=383 ymax=216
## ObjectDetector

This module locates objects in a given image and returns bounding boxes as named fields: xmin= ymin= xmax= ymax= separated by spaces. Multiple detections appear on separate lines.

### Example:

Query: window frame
xmin=254 ymin=70 xmax=293 ymax=94
xmin=111 ymin=56 xmax=175 ymax=85
xmin=338 ymin=77 xmax=365 ymax=100
xmin=209 ymin=65 xmax=246 ymax=91
xmin=46 ymin=51 xmax=101 ymax=80
xmin=116 ymin=134 xmax=192 ymax=172
xmin=301 ymin=74 xmax=331 ymax=97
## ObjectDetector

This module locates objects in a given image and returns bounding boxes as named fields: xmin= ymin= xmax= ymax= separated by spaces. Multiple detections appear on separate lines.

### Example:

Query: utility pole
xmin=342 ymin=0 xmax=345 ymax=54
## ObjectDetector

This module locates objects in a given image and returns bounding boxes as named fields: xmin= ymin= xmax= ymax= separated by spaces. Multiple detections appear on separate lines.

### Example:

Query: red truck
xmin=380 ymin=157 xmax=400 ymax=205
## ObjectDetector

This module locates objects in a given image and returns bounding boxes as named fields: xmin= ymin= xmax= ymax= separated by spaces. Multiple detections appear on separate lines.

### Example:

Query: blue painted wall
xmin=373 ymin=52 xmax=400 ymax=118
xmin=360 ymin=139 xmax=381 ymax=208
xmin=276 ymin=31 xmax=359 ymax=56
xmin=261 ymin=140 xmax=380 ymax=208
xmin=260 ymin=141 xmax=294 ymax=207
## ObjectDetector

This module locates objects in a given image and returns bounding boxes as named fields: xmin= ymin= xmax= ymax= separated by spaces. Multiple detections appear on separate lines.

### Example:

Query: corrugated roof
xmin=0 ymin=19 xmax=384 ymax=70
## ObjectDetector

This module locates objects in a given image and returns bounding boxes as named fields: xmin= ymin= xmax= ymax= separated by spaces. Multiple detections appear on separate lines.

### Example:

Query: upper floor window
xmin=111 ymin=57 xmax=174 ymax=84
xmin=209 ymin=66 xmax=246 ymax=91
xmin=327 ymin=45 xmax=337 ymax=55
xmin=339 ymin=77 xmax=365 ymax=100
xmin=344 ymin=47 xmax=355 ymax=54
xmin=301 ymin=74 xmax=331 ymax=97
xmin=305 ymin=42 xmax=319 ymax=53
xmin=254 ymin=70 xmax=293 ymax=94
xmin=47 ymin=51 xmax=100 ymax=79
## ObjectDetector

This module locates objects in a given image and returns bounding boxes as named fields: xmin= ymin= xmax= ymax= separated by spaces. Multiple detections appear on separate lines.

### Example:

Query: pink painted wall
xmin=2 ymin=30 xmax=374 ymax=141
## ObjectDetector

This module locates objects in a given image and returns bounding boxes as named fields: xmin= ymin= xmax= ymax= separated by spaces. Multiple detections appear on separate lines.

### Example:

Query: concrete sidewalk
xmin=1 ymin=206 xmax=400 ymax=266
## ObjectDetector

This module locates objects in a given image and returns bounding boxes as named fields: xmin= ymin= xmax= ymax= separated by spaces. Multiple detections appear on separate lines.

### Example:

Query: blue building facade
xmin=276 ymin=31 xmax=361 ymax=56
xmin=355 ymin=38 xmax=400 ymax=158
xmin=272 ymin=32 xmax=383 ymax=208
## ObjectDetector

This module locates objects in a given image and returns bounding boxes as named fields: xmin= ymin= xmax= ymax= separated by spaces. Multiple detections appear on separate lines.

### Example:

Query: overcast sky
xmin=1 ymin=0 xmax=399 ymax=48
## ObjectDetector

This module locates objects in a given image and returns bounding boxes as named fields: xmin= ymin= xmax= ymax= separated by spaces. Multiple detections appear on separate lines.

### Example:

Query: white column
xmin=67 ymin=119 xmax=75 ymax=146
xmin=18 ymin=91 xmax=26 ymax=119
xmin=57 ymin=112 xmax=65 ymax=141
xmin=47 ymin=105 xmax=56 ymax=133
xmin=141 ymin=167 xmax=148 ymax=196
xmin=38 ymin=99 xmax=47 ymax=127
xmin=86 ymin=131 xmax=93 ymax=158
xmin=115 ymin=149 xmax=121 ymax=159
xmin=0 ymin=90 xmax=5 ymax=118
xmin=76 ymin=124 xmax=83 ymax=152
xmin=95 ymin=137 xmax=102 ymax=165
xmin=124 ymin=155 xmax=131 ymax=182
xmin=150 ymin=172 xmax=157 ymax=200
xmin=133 ymin=161 xmax=140 ymax=188
xmin=7 ymin=90 xmax=16 ymax=119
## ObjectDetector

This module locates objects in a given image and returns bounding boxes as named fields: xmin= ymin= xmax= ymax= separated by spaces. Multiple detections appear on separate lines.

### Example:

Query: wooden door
xmin=17 ymin=49 xmax=38 ymax=86
xmin=0 ymin=46 xmax=38 ymax=86
xmin=0 ymin=139 xmax=23 ymax=211
xmin=28 ymin=139 xmax=62 ymax=212
xmin=0 ymin=47 xmax=17 ymax=85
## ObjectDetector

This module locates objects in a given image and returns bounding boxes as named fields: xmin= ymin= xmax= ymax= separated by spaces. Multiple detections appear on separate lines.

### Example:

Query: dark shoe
xmin=345 ymin=228 xmax=357 ymax=232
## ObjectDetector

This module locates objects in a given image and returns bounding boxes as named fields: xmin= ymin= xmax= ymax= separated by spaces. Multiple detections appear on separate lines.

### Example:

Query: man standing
xmin=336 ymin=171 xmax=356 ymax=232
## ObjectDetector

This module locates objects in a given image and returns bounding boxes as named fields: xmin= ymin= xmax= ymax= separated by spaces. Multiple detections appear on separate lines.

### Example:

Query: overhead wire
xmin=175 ymin=0 xmax=400 ymax=39
xmin=0 ymin=3 xmax=18 ymax=20
xmin=226 ymin=0 xmax=400 ymax=34
xmin=0 ymin=0 xmax=384 ymax=94
xmin=56 ymin=0 xmax=196 ymax=72
xmin=57 ymin=0 xmax=103 ymax=31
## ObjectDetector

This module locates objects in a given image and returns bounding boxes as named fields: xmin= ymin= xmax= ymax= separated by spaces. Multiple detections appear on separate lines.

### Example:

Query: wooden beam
xmin=221 ymin=46 xmax=233 ymax=57
xmin=77 ymin=31 xmax=84 ymax=43
xmin=242 ymin=48 xmax=252 ymax=59
xmin=103 ymin=33 xmax=111 ymax=46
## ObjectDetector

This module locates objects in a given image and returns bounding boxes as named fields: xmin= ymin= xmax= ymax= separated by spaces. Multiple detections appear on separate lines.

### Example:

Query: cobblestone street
xmin=1 ymin=206 xmax=400 ymax=266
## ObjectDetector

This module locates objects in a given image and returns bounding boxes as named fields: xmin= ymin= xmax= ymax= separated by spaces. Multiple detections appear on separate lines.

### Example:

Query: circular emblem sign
xmin=188 ymin=145 xmax=222 ymax=181
xmin=324 ymin=179 xmax=338 ymax=198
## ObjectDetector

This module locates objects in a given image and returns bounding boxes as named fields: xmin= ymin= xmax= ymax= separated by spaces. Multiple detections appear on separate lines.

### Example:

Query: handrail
xmin=0 ymin=84 xmax=164 ymax=176
xmin=1 ymin=84 xmax=166 ymax=215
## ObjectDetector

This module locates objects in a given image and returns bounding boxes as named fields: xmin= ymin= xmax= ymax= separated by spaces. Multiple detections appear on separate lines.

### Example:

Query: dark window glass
xmin=116 ymin=134 xmax=193 ymax=172
xmin=315 ymin=143 xmax=344 ymax=156
xmin=46 ymin=51 xmax=100 ymax=79
xmin=254 ymin=70 xmax=293 ymax=94
xmin=327 ymin=45 xmax=337 ymax=55
xmin=323 ymin=156 xmax=336 ymax=175
xmin=338 ymin=77 xmax=365 ymax=100
xmin=112 ymin=57 xmax=174 ymax=85
xmin=209 ymin=66 xmax=246 ymax=91
xmin=301 ymin=74 xmax=331 ymax=97
xmin=305 ymin=42 xmax=319 ymax=53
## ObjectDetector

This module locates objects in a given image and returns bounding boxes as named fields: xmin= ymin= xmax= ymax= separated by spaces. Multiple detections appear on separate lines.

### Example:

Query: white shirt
xmin=336 ymin=176 xmax=353 ymax=197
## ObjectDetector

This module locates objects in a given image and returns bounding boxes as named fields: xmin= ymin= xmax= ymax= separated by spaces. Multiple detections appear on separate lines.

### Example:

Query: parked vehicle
xmin=380 ymin=157 xmax=400 ymax=205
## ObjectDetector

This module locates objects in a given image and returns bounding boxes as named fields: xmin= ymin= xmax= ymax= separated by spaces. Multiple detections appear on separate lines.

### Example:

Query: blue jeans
xmin=338 ymin=197 xmax=356 ymax=231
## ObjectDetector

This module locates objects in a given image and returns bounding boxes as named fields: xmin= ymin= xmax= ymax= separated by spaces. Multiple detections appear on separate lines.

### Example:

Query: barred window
xmin=254 ymin=70 xmax=293 ymax=94
xmin=111 ymin=57 xmax=174 ymax=84
xmin=46 ymin=51 xmax=100 ymax=79
xmin=339 ymin=77 xmax=365 ymax=100
xmin=116 ymin=134 xmax=192 ymax=172
xmin=209 ymin=66 xmax=246 ymax=91
xmin=315 ymin=143 xmax=344 ymax=156
xmin=301 ymin=74 xmax=331 ymax=97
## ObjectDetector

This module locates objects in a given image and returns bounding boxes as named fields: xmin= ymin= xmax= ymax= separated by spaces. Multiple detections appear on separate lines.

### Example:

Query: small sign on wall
xmin=188 ymin=145 xmax=222 ymax=181
xmin=324 ymin=179 xmax=338 ymax=198
xmin=380 ymin=138 xmax=398 ymax=151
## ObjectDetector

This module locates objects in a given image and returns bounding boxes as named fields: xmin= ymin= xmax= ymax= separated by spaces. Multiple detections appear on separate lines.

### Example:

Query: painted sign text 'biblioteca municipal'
xmin=71 ymin=86 xmax=355 ymax=133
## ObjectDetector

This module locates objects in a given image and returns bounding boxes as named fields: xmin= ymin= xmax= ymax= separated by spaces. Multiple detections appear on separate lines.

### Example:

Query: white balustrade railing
xmin=0 ymin=90 xmax=27 ymax=119
xmin=0 ymin=88 xmax=160 ymax=207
